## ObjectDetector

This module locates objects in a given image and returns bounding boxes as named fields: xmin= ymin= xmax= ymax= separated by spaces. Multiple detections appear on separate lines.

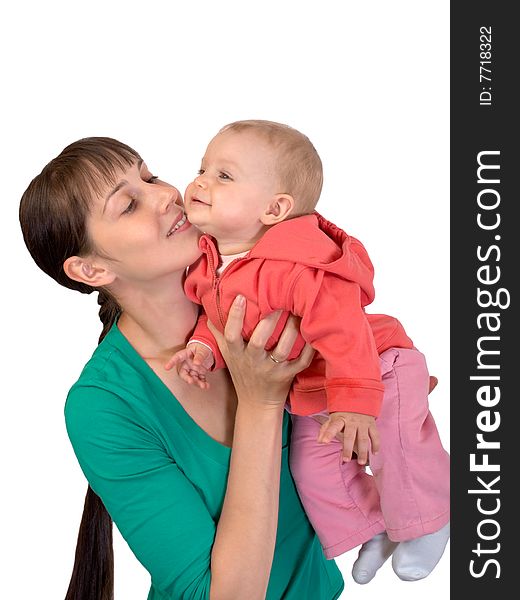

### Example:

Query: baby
xmin=168 ymin=120 xmax=450 ymax=583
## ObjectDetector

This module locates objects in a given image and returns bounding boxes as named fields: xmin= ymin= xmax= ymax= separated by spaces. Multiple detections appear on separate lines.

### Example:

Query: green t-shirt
xmin=65 ymin=322 xmax=344 ymax=600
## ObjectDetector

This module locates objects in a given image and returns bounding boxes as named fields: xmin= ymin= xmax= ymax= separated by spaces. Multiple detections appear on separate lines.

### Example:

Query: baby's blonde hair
xmin=218 ymin=120 xmax=323 ymax=216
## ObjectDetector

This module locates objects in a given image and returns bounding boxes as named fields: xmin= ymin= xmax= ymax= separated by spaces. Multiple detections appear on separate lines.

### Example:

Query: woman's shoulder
xmin=65 ymin=322 xmax=154 ymax=424
xmin=68 ymin=324 xmax=131 ymax=391
xmin=64 ymin=324 xmax=167 ymax=459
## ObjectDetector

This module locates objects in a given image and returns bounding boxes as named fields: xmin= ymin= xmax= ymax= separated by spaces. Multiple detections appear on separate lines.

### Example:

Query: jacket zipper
xmin=206 ymin=248 xmax=247 ymax=329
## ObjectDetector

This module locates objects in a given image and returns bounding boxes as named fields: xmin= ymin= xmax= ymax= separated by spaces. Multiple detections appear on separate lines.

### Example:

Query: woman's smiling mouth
xmin=167 ymin=213 xmax=188 ymax=236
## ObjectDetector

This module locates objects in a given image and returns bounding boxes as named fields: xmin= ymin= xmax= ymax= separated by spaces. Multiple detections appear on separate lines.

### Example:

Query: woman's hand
xmin=208 ymin=295 xmax=313 ymax=598
xmin=207 ymin=295 xmax=314 ymax=410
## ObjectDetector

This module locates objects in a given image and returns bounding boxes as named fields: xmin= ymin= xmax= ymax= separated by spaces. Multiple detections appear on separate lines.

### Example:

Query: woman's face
xmin=86 ymin=160 xmax=202 ymax=284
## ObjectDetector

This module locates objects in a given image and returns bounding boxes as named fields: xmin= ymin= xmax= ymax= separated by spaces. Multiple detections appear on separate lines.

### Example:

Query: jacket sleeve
xmin=189 ymin=312 xmax=227 ymax=371
xmin=289 ymin=268 xmax=384 ymax=416
xmin=65 ymin=386 xmax=215 ymax=599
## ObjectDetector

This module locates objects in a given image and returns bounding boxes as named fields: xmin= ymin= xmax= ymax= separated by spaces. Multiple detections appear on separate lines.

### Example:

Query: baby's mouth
xmin=191 ymin=196 xmax=211 ymax=206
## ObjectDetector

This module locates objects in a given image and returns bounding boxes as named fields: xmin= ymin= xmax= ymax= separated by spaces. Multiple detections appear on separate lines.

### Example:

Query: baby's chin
xmin=185 ymin=213 xmax=216 ymax=237
xmin=185 ymin=209 xmax=203 ymax=226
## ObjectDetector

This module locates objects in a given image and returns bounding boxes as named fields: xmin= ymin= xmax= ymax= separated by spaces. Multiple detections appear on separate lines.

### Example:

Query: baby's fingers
xmin=178 ymin=364 xmax=196 ymax=385
xmin=318 ymin=418 xmax=345 ymax=444
xmin=177 ymin=365 xmax=207 ymax=390
xmin=353 ymin=431 xmax=370 ymax=465
xmin=165 ymin=349 xmax=190 ymax=371
xmin=192 ymin=346 xmax=213 ymax=368
xmin=164 ymin=357 xmax=176 ymax=371
xmin=340 ymin=426 xmax=357 ymax=462
xmin=190 ymin=373 xmax=210 ymax=390
xmin=369 ymin=424 xmax=380 ymax=455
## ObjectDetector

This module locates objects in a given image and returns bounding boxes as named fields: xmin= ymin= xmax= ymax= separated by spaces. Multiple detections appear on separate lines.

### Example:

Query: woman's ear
xmin=261 ymin=193 xmax=295 ymax=225
xmin=63 ymin=256 xmax=116 ymax=288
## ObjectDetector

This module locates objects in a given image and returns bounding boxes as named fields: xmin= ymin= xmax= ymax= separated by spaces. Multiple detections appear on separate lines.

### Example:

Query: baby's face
xmin=184 ymin=130 xmax=281 ymax=249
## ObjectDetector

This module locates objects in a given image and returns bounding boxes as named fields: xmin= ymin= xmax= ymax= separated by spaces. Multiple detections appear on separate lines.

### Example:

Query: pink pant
xmin=289 ymin=347 xmax=450 ymax=559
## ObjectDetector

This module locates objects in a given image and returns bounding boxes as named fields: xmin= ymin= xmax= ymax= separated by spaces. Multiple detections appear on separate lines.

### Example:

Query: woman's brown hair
xmin=19 ymin=137 xmax=141 ymax=600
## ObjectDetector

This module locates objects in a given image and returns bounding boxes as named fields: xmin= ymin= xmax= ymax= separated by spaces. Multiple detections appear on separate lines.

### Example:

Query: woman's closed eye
xmin=121 ymin=175 xmax=158 ymax=214
xmin=122 ymin=198 xmax=137 ymax=215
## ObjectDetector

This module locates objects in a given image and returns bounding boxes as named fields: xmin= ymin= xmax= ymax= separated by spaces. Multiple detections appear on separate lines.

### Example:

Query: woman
xmin=19 ymin=137 xmax=345 ymax=600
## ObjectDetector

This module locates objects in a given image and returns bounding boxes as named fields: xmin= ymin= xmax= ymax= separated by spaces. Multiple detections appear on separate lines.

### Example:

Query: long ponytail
xmin=19 ymin=137 xmax=141 ymax=600
xmin=64 ymin=487 xmax=114 ymax=600
xmin=65 ymin=290 xmax=121 ymax=600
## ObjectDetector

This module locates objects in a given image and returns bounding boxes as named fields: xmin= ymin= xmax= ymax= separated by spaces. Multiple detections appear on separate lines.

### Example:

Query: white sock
xmin=392 ymin=522 xmax=450 ymax=581
xmin=351 ymin=532 xmax=399 ymax=584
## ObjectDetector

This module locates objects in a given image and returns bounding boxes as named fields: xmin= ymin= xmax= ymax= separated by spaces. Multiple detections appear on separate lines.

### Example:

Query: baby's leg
xmin=289 ymin=413 xmax=385 ymax=559
xmin=391 ymin=522 xmax=450 ymax=581
xmin=351 ymin=532 xmax=398 ymax=584
xmin=372 ymin=347 xmax=450 ymax=579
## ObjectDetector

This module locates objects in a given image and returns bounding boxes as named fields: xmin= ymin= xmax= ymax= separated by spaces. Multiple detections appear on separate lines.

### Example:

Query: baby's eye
xmin=147 ymin=175 xmax=159 ymax=184
xmin=218 ymin=172 xmax=231 ymax=180
xmin=197 ymin=169 xmax=205 ymax=176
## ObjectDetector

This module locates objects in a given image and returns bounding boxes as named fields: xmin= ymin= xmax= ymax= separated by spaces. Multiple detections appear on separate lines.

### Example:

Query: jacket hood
xmin=248 ymin=212 xmax=376 ymax=305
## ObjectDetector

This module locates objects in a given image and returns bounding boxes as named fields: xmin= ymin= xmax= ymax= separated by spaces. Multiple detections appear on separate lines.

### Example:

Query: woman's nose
xmin=156 ymin=187 xmax=179 ymax=214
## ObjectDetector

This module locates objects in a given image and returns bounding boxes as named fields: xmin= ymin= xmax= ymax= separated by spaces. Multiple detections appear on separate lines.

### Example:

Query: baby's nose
xmin=195 ymin=173 xmax=207 ymax=188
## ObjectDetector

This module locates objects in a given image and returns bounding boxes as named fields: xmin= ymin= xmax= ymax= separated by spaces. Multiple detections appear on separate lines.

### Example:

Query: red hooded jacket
xmin=184 ymin=212 xmax=413 ymax=417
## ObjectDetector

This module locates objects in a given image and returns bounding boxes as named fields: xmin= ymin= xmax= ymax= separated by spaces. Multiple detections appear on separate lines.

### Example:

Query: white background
xmin=2 ymin=1 xmax=449 ymax=598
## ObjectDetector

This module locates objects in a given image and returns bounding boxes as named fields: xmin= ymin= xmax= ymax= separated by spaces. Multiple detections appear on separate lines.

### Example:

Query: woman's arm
xmin=208 ymin=296 xmax=314 ymax=600
xmin=65 ymin=297 xmax=313 ymax=600
xmin=211 ymin=398 xmax=283 ymax=599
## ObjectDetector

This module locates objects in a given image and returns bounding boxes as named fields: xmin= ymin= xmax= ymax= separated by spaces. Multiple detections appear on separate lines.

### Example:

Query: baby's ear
xmin=261 ymin=194 xmax=295 ymax=225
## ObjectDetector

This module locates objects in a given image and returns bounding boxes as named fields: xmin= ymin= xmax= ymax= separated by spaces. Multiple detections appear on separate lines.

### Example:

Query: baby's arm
xmin=188 ymin=311 xmax=227 ymax=370
xmin=165 ymin=341 xmax=214 ymax=389
xmin=290 ymin=269 xmax=385 ymax=462
xmin=165 ymin=311 xmax=226 ymax=389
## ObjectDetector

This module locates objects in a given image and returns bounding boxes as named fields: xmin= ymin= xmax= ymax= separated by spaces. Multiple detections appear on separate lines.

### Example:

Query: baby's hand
xmin=165 ymin=342 xmax=214 ymax=390
xmin=317 ymin=412 xmax=380 ymax=465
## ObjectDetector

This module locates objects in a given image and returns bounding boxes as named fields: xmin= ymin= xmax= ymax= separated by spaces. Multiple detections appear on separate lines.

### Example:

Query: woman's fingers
xmin=223 ymin=295 xmax=248 ymax=347
xmin=207 ymin=295 xmax=246 ymax=350
xmin=207 ymin=297 xmax=313 ymax=383
xmin=292 ymin=342 xmax=315 ymax=369
xmin=248 ymin=310 xmax=283 ymax=354
xmin=208 ymin=296 xmax=284 ymax=361
xmin=269 ymin=314 xmax=300 ymax=362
